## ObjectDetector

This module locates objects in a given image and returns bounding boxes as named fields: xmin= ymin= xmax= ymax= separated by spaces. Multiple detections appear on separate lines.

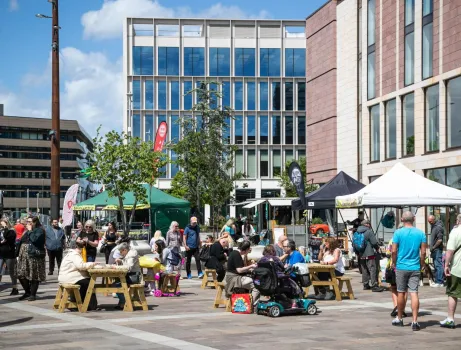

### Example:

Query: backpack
xmin=167 ymin=247 xmax=182 ymax=266
xmin=199 ymin=245 xmax=210 ymax=262
xmin=352 ymin=231 xmax=366 ymax=254
xmin=252 ymin=266 xmax=277 ymax=296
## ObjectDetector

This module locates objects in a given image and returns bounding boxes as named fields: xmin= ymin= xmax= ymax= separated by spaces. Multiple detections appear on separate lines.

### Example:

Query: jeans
xmin=360 ymin=258 xmax=378 ymax=288
xmin=87 ymin=255 xmax=96 ymax=263
xmin=185 ymin=248 xmax=202 ymax=275
xmin=114 ymin=274 xmax=139 ymax=304
xmin=47 ymin=249 xmax=63 ymax=273
xmin=0 ymin=258 xmax=17 ymax=286
xmin=431 ymin=249 xmax=444 ymax=284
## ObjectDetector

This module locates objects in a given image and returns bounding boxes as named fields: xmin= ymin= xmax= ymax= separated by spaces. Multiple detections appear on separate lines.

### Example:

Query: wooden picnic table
xmin=82 ymin=268 xmax=134 ymax=312
xmin=307 ymin=263 xmax=342 ymax=301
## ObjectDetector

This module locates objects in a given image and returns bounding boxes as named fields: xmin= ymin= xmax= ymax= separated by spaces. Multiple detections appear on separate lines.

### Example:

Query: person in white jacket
xmin=113 ymin=242 xmax=142 ymax=309
xmin=58 ymin=241 xmax=99 ymax=310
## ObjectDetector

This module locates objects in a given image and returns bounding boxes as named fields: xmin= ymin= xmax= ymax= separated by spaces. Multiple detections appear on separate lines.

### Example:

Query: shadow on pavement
xmin=0 ymin=317 xmax=34 ymax=328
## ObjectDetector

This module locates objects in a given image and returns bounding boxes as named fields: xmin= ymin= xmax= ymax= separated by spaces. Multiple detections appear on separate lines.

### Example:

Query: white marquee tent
xmin=335 ymin=163 xmax=461 ymax=208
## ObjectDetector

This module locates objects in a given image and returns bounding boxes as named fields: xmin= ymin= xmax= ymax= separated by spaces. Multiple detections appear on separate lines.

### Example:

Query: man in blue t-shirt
xmin=184 ymin=217 xmax=203 ymax=279
xmin=391 ymin=211 xmax=427 ymax=331
xmin=282 ymin=239 xmax=305 ymax=266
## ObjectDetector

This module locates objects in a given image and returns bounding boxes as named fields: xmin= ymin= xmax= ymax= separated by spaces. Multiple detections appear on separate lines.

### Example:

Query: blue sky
xmin=0 ymin=0 xmax=327 ymax=135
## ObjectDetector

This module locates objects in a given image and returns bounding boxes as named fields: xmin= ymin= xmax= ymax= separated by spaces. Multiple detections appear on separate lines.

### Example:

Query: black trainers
xmin=48 ymin=271 xmax=53 ymax=276
xmin=19 ymin=293 xmax=30 ymax=301
xmin=10 ymin=288 xmax=19 ymax=296
xmin=411 ymin=322 xmax=421 ymax=331
xmin=372 ymin=286 xmax=385 ymax=292
xmin=363 ymin=285 xmax=371 ymax=290
xmin=392 ymin=318 xmax=404 ymax=327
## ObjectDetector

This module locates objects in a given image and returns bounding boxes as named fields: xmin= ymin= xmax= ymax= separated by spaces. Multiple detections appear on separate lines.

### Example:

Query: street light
xmin=36 ymin=0 xmax=61 ymax=221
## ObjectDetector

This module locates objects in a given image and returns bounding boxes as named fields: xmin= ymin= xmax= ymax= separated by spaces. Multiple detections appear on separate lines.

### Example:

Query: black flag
xmin=288 ymin=162 xmax=306 ymax=208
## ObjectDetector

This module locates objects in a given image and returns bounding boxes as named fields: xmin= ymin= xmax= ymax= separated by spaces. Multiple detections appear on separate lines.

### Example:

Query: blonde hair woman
xmin=149 ymin=230 xmax=165 ymax=250
xmin=76 ymin=220 xmax=100 ymax=262
xmin=166 ymin=221 xmax=182 ymax=249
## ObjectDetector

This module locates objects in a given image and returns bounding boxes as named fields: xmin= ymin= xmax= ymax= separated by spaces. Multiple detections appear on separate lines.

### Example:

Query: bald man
xmin=274 ymin=235 xmax=288 ymax=257
xmin=428 ymin=215 xmax=445 ymax=286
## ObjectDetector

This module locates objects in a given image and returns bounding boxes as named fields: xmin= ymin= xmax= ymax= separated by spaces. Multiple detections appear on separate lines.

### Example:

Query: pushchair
xmin=252 ymin=261 xmax=317 ymax=317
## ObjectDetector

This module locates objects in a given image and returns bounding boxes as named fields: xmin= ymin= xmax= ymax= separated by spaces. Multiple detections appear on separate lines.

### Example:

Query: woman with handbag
xmin=16 ymin=216 xmax=46 ymax=301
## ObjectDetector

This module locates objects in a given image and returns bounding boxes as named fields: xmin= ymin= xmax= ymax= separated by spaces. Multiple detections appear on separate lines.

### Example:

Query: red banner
xmin=154 ymin=121 xmax=168 ymax=152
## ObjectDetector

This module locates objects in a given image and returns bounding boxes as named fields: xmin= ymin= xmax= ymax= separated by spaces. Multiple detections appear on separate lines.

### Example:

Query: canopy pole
xmin=338 ymin=209 xmax=352 ymax=244
xmin=292 ymin=210 xmax=295 ymax=242
xmin=374 ymin=207 xmax=386 ymax=236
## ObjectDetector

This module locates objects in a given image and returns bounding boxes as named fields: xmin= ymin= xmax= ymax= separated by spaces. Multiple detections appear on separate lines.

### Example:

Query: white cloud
xmin=81 ymin=0 xmax=270 ymax=39
xmin=9 ymin=0 xmax=19 ymax=11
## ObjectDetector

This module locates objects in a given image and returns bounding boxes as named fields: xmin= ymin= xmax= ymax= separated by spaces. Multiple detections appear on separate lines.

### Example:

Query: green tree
xmin=88 ymin=128 xmax=166 ymax=236
xmin=279 ymin=157 xmax=318 ymax=197
xmin=170 ymin=82 xmax=242 ymax=230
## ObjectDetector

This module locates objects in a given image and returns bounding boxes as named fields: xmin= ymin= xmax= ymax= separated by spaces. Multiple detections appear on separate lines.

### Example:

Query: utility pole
xmin=50 ymin=0 xmax=61 ymax=220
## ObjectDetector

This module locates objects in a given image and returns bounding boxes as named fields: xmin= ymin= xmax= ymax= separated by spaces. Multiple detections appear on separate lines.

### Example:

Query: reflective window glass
xmin=209 ymin=48 xmax=230 ymax=76
xmin=426 ymin=85 xmax=439 ymax=152
xmin=158 ymin=47 xmax=179 ymax=75
xmin=133 ymin=114 xmax=141 ymax=138
xmin=145 ymin=114 xmax=154 ymax=141
xmin=133 ymin=80 xmax=141 ymax=109
xmin=403 ymin=93 xmax=415 ymax=156
xmin=273 ymin=150 xmax=281 ymax=177
xmin=158 ymin=81 xmax=166 ymax=110
xmin=247 ymin=116 xmax=255 ymax=144
xmin=285 ymin=82 xmax=293 ymax=111
xmin=260 ymin=48 xmax=280 ymax=77
xmin=145 ymin=80 xmax=154 ymax=109
xmin=272 ymin=82 xmax=281 ymax=111
xmin=235 ymin=115 xmax=243 ymax=144
xmin=385 ymin=99 xmax=396 ymax=159
xmin=171 ymin=81 xmax=180 ymax=110
xmin=171 ymin=115 xmax=179 ymax=144
xmin=247 ymin=82 xmax=256 ymax=110
xmin=285 ymin=116 xmax=293 ymax=144
xmin=297 ymin=82 xmax=305 ymax=111
xmin=184 ymin=47 xmax=204 ymax=76
xmin=370 ymin=104 xmax=380 ymax=162
xmin=235 ymin=48 xmax=255 ymax=77
xmin=183 ymin=81 xmax=192 ymax=110
xmin=222 ymin=81 xmax=230 ymax=109
xmin=447 ymin=76 xmax=461 ymax=148
xmin=260 ymin=150 xmax=269 ymax=177
xmin=272 ymin=115 xmax=281 ymax=144
xmin=298 ymin=116 xmax=305 ymax=145
xmin=260 ymin=82 xmax=268 ymax=110
xmin=260 ymin=115 xmax=268 ymax=144
xmin=235 ymin=82 xmax=243 ymax=110
xmin=285 ymin=49 xmax=306 ymax=77
xmin=247 ymin=150 xmax=256 ymax=178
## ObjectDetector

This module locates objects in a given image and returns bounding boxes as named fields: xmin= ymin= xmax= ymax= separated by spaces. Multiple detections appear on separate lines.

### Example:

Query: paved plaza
xmin=0 ymin=260 xmax=460 ymax=350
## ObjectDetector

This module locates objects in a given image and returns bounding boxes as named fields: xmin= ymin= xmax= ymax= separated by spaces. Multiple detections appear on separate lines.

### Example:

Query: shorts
xmin=446 ymin=274 xmax=461 ymax=299
xmin=396 ymin=270 xmax=420 ymax=293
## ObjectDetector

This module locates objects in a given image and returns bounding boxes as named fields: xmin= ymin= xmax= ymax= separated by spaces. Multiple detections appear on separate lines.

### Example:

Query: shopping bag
xmin=231 ymin=293 xmax=252 ymax=314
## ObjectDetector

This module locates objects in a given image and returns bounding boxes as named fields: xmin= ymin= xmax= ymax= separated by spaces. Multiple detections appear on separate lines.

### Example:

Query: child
xmin=298 ymin=246 xmax=312 ymax=263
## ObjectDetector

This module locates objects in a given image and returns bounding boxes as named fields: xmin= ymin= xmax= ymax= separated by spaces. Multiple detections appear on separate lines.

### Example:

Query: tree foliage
xmin=170 ymin=82 xmax=243 ymax=229
xmin=279 ymin=157 xmax=318 ymax=197
xmin=87 ymin=128 xmax=166 ymax=235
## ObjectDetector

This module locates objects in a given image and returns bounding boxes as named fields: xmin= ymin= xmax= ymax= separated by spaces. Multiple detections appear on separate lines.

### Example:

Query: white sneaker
xmin=429 ymin=280 xmax=436 ymax=287
xmin=419 ymin=280 xmax=424 ymax=287
xmin=431 ymin=283 xmax=444 ymax=288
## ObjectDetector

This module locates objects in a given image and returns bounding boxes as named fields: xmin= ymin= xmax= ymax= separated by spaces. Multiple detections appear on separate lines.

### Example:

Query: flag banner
xmin=154 ymin=121 xmax=168 ymax=152
xmin=288 ymin=162 xmax=306 ymax=208
xmin=62 ymin=184 xmax=79 ymax=226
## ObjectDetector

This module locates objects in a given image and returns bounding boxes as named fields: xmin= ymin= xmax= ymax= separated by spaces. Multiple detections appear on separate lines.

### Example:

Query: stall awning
xmin=268 ymin=199 xmax=294 ymax=207
xmin=228 ymin=201 xmax=250 ymax=207
xmin=243 ymin=199 xmax=266 ymax=209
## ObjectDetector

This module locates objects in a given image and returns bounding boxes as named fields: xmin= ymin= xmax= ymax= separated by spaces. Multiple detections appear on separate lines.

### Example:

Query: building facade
xmin=0 ymin=110 xmax=94 ymax=217
xmin=123 ymin=18 xmax=307 ymax=216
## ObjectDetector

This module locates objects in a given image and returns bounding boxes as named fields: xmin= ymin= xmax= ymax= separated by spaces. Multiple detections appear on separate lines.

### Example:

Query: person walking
xmin=391 ymin=211 xmax=427 ymax=331
xmin=428 ymin=215 xmax=445 ymax=287
xmin=440 ymin=214 xmax=461 ymax=329
xmin=184 ymin=217 xmax=203 ymax=279
xmin=0 ymin=219 xmax=19 ymax=295
xmin=45 ymin=218 xmax=66 ymax=275
xmin=355 ymin=220 xmax=384 ymax=292
xmin=16 ymin=216 xmax=46 ymax=301
xmin=166 ymin=221 xmax=182 ymax=249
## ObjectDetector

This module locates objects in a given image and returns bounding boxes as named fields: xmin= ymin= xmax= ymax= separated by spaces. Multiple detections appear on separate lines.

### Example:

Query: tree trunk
xmin=128 ymin=199 xmax=137 ymax=233
xmin=118 ymin=196 xmax=128 ymax=237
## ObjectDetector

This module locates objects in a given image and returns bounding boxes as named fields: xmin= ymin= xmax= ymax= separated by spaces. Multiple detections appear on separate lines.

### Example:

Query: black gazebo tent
xmin=291 ymin=171 xmax=365 ymax=210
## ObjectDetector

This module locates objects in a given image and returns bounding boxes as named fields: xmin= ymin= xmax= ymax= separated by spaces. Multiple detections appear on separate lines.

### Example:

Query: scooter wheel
xmin=269 ymin=305 xmax=281 ymax=318
xmin=307 ymin=304 xmax=317 ymax=315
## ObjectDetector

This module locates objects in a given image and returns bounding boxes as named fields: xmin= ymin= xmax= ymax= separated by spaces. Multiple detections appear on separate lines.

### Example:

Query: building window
xmin=447 ymin=76 xmax=461 ymax=149
xmin=158 ymin=81 xmax=166 ymax=109
xmin=272 ymin=116 xmax=281 ymax=144
xmin=235 ymin=150 xmax=243 ymax=174
xmin=298 ymin=149 xmax=306 ymax=159
xmin=260 ymin=150 xmax=269 ymax=177
xmin=209 ymin=48 xmax=230 ymax=76
xmin=222 ymin=81 xmax=230 ymax=109
xmin=235 ymin=115 xmax=243 ymax=144
xmin=145 ymin=81 xmax=154 ymax=109
xmin=235 ymin=48 xmax=255 ymax=77
xmin=145 ymin=115 xmax=154 ymax=141
xmin=260 ymin=115 xmax=268 ymax=144
xmin=170 ymin=150 xmax=179 ymax=178
xmin=234 ymin=82 xmax=243 ymax=110
xmin=427 ymin=166 xmax=461 ymax=190
xmin=402 ymin=93 xmax=415 ymax=156
xmin=285 ymin=49 xmax=306 ymax=77
xmin=285 ymin=150 xmax=294 ymax=164
xmin=260 ymin=82 xmax=268 ymax=110
xmin=158 ymin=47 xmax=179 ymax=76
xmin=422 ymin=0 xmax=433 ymax=80
xmin=298 ymin=116 xmax=306 ymax=145
xmin=298 ymin=82 xmax=305 ymax=111
xmin=132 ymin=46 xmax=153 ymax=75
xmin=247 ymin=82 xmax=256 ymax=110
xmin=183 ymin=47 xmax=204 ymax=76
xmin=285 ymin=116 xmax=293 ymax=145
xmin=385 ymin=99 xmax=396 ymax=159
xmin=285 ymin=82 xmax=293 ymax=111
xmin=260 ymin=48 xmax=280 ymax=77
xmin=273 ymin=150 xmax=281 ymax=177
xmin=367 ymin=0 xmax=376 ymax=100
xmin=170 ymin=81 xmax=180 ymax=110
xmin=183 ymin=81 xmax=192 ymax=110
xmin=370 ymin=104 xmax=380 ymax=162
xmin=223 ymin=116 xmax=231 ymax=144
xmin=404 ymin=0 xmax=415 ymax=86
xmin=425 ymin=84 xmax=439 ymax=152
xmin=133 ymin=80 xmax=141 ymax=109
xmin=272 ymin=82 xmax=281 ymax=111
xmin=247 ymin=116 xmax=256 ymax=144
xmin=133 ymin=114 xmax=141 ymax=138
xmin=171 ymin=115 xmax=179 ymax=143
xmin=209 ymin=83 xmax=218 ymax=109
xmin=247 ymin=150 xmax=256 ymax=178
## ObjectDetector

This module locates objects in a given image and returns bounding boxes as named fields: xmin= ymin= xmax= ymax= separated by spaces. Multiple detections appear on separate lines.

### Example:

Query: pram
xmin=252 ymin=261 xmax=317 ymax=317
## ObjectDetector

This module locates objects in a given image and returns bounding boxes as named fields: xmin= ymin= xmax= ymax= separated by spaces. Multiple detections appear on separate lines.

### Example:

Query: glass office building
xmin=124 ymin=19 xmax=307 ymax=210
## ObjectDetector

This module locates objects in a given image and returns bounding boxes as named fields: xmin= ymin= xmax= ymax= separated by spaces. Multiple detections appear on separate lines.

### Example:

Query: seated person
xmin=225 ymin=241 xmax=259 ymax=305
xmin=281 ymin=239 xmax=306 ymax=267
xmin=113 ymin=242 xmax=142 ymax=310
xmin=205 ymin=237 xmax=229 ymax=282
xmin=298 ymin=246 xmax=312 ymax=263
xmin=317 ymin=238 xmax=345 ymax=300
xmin=58 ymin=240 xmax=99 ymax=311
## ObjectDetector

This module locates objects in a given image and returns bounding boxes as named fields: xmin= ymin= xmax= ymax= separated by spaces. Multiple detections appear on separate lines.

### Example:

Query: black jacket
xmin=205 ymin=241 xmax=226 ymax=270
xmin=0 ymin=228 xmax=16 ymax=259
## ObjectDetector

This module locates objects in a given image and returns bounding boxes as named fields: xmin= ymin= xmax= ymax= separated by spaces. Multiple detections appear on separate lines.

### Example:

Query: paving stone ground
xmin=0 ymin=256 xmax=460 ymax=350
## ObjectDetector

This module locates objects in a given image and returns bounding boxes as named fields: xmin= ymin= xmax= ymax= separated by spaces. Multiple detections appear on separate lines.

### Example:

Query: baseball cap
xmin=191 ymin=217 xmax=198 ymax=223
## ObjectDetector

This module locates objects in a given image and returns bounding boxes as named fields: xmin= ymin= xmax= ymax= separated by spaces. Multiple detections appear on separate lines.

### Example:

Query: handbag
xmin=199 ymin=245 xmax=210 ymax=262
xmin=27 ymin=243 xmax=46 ymax=259
xmin=100 ymin=243 xmax=107 ymax=254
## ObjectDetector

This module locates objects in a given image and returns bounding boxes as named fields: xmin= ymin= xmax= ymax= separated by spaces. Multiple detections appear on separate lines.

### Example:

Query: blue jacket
xmin=184 ymin=224 xmax=200 ymax=249
xmin=45 ymin=226 xmax=65 ymax=251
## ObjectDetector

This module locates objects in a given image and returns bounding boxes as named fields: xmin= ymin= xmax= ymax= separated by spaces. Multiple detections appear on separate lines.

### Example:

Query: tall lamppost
xmin=37 ymin=0 xmax=61 ymax=220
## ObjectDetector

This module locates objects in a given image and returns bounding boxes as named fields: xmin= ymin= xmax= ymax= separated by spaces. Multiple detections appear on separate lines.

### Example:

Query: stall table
xmin=82 ymin=268 xmax=134 ymax=312
xmin=306 ymin=263 xmax=342 ymax=301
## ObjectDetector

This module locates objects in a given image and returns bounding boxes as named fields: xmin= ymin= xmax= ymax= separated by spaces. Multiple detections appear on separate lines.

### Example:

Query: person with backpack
xmin=354 ymin=220 xmax=384 ymax=292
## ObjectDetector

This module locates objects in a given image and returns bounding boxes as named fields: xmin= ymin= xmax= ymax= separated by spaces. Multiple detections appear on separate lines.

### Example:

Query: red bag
xmin=231 ymin=294 xmax=252 ymax=314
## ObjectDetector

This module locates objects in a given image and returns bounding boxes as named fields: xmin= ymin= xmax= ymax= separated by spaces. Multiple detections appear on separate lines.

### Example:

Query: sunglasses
xmin=85 ymin=226 xmax=92 ymax=228
xmin=283 ymin=245 xmax=289 ymax=248
xmin=27 ymin=221 xmax=33 ymax=223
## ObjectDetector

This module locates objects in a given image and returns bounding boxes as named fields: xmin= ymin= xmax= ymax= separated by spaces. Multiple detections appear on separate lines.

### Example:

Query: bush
xmin=312 ymin=217 xmax=324 ymax=225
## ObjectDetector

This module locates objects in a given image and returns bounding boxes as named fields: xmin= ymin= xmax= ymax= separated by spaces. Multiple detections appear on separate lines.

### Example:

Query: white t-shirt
xmin=323 ymin=248 xmax=345 ymax=274
xmin=447 ymin=227 xmax=461 ymax=278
